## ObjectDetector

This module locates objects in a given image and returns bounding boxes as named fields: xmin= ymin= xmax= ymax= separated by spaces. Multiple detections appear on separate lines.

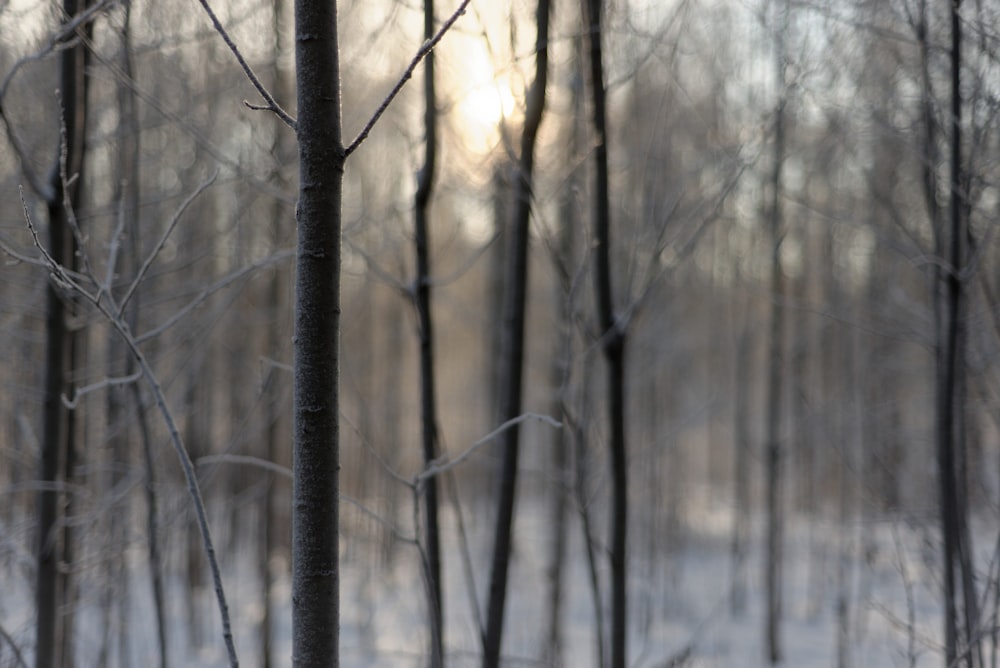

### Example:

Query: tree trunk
xmin=938 ymin=3 xmax=979 ymax=666
xmin=543 ymin=38 xmax=583 ymax=664
xmin=292 ymin=0 xmax=344 ymax=663
xmin=35 ymin=3 xmax=90 ymax=666
xmin=765 ymin=2 xmax=788 ymax=663
xmin=580 ymin=1 xmax=628 ymax=666
xmin=730 ymin=320 xmax=751 ymax=616
xmin=482 ymin=2 xmax=552 ymax=665
xmin=415 ymin=0 xmax=444 ymax=663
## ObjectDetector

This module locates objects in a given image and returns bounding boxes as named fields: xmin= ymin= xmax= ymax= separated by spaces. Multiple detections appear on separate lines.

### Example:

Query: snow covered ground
xmin=0 ymin=498 xmax=986 ymax=667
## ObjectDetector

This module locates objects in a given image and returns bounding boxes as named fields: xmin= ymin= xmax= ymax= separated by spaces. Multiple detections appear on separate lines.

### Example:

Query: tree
xmin=33 ymin=1 xmax=92 ymax=665
xmin=290 ymin=0 xmax=344 ymax=662
xmin=581 ymin=0 xmax=628 ymax=666
xmin=414 ymin=0 xmax=445 ymax=664
xmin=482 ymin=1 xmax=552 ymax=665
xmin=935 ymin=2 xmax=979 ymax=665
xmin=764 ymin=1 xmax=789 ymax=662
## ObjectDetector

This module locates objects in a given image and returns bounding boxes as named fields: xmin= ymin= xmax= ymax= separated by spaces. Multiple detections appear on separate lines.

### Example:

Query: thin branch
xmin=345 ymin=0 xmax=473 ymax=156
xmin=193 ymin=0 xmax=296 ymax=129
xmin=0 ymin=621 xmax=28 ymax=668
xmin=0 ymin=0 xmax=114 ymax=199
xmin=415 ymin=413 xmax=561 ymax=485
xmin=20 ymin=187 xmax=98 ymax=302
xmin=118 ymin=170 xmax=218 ymax=317
xmin=195 ymin=454 xmax=416 ymax=543
xmin=135 ymin=248 xmax=294 ymax=345
xmin=21 ymin=192 xmax=240 ymax=667
xmin=62 ymin=370 xmax=143 ymax=409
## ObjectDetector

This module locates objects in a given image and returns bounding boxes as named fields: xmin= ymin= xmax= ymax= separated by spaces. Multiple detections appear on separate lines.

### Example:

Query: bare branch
xmin=21 ymin=189 xmax=240 ymax=666
xmin=192 ymin=0 xmax=296 ymax=129
xmin=62 ymin=370 xmax=143 ymax=409
xmin=415 ymin=413 xmax=561 ymax=485
xmin=196 ymin=454 xmax=416 ymax=543
xmin=0 ymin=621 xmax=28 ymax=668
xmin=345 ymin=0 xmax=473 ymax=157
xmin=20 ymin=187 xmax=97 ymax=301
xmin=118 ymin=170 xmax=218 ymax=318
xmin=134 ymin=248 xmax=294 ymax=345
xmin=0 ymin=0 xmax=114 ymax=199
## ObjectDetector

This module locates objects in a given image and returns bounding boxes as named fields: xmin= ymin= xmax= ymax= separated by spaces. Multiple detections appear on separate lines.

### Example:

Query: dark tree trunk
xmin=938 ymin=3 xmax=979 ymax=666
xmin=765 ymin=2 xmax=788 ymax=663
xmin=414 ymin=0 xmax=444 ymax=664
xmin=482 ymin=1 xmax=552 ymax=665
xmin=35 ymin=3 xmax=90 ymax=666
xmin=292 ymin=0 xmax=344 ymax=663
xmin=730 ymin=321 xmax=751 ymax=617
xmin=581 ymin=1 xmax=628 ymax=666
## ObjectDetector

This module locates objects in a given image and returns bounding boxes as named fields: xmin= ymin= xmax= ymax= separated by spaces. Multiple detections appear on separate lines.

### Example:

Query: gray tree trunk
xmin=765 ymin=2 xmax=789 ymax=663
xmin=482 ymin=2 xmax=552 ymax=665
xmin=414 ymin=0 xmax=444 ymax=663
xmin=35 ymin=2 xmax=90 ymax=665
xmin=580 ymin=1 xmax=628 ymax=666
xmin=292 ymin=0 xmax=344 ymax=663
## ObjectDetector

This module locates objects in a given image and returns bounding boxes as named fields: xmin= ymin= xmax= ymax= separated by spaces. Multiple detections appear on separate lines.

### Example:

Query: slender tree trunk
xmin=292 ymin=0 xmax=343 ymax=663
xmin=938 ymin=3 xmax=978 ymax=666
xmin=581 ymin=1 xmax=628 ymax=666
xmin=765 ymin=2 xmax=788 ymax=663
xmin=102 ymin=3 xmax=149 ymax=662
xmin=414 ymin=0 xmax=444 ymax=664
xmin=487 ymin=162 xmax=512 ymax=431
xmin=35 ymin=3 xmax=90 ymax=666
xmin=543 ymin=42 xmax=582 ymax=664
xmin=730 ymin=319 xmax=751 ymax=616
xmin=482 ymin=2 xmax=552 ymax=665
xmin=115 ymin=13 xmax=166 ymax=652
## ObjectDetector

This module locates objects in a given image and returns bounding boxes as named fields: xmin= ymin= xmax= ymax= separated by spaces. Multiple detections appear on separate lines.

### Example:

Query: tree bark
xmin=581 ymin=1 xmax=627 ymax=666
xmin=35 ymin=2 xmax=90 ymax=666
xmin=765 ymin=2 xmax=788 ymax=663
xmin=415 ymin=0 xmax=444 ymax=664
xmin=482 ymin=1 xmax=552 ymax=665
xmin=292 ymin=0 xmax=344 ymax=663
xmin=937 ymin=3 xmax=979 ymax=666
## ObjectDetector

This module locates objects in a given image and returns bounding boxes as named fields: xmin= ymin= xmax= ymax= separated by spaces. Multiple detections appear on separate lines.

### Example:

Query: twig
xmin=415 ymin=413 xmax=561 ymax=485
xmin=62 ymin=370 xmax=143 ymax=409
xmin=0 ymin=621 xmax=27 ymax=668
xmin=193 ymin=0 xmax=296 ymax=129
xmin=195 ymin=454 xmax=415 ymax=543
xmin=118 ymin=170 xmax=217 ymax=317
xmin=134 ymin=248 xmax=294 ymax=344
xmin=20 ymin=191 xmax=240 ymax=668
xmin=0 ymin=0 xmax=114 ymax=199
xmin=345 ymin=0 xmax=473 ymax=156
xmin=21 ymin=187 xmax=98 ymax=302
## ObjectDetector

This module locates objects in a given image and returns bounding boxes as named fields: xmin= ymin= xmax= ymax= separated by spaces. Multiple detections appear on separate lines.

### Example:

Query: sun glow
xmin=449 ymin=37 xmax=521 ymax=156
xmin=459 ymin=80 xmax=517 ymax=149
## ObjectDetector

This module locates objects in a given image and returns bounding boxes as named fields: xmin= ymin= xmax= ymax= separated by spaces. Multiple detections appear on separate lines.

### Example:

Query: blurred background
xmin=1 ymin=0 xmax=999 ymax=666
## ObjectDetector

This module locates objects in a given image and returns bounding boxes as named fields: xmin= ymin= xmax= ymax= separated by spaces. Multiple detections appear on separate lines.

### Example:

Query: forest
xmin=1 ymin=0 xmax=999 ymax=666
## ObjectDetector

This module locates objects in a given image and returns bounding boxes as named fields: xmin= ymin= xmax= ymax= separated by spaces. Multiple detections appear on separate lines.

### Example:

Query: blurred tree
xmin=414 ymin=0 xmax=445 ymax=664
xmin=32 ymin=2 xmax=92 ymax=666
xmin=764 ymin=1 xmax=789 ymax=663
xmin=581 ymin=0 xmax=628 ymax=665
xmin=482 ymin=1 xmax=552 ymax=665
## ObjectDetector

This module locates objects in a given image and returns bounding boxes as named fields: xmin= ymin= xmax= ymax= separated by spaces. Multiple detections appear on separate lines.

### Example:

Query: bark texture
xmin=292 ymin=0 xmax=344 ymax=663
